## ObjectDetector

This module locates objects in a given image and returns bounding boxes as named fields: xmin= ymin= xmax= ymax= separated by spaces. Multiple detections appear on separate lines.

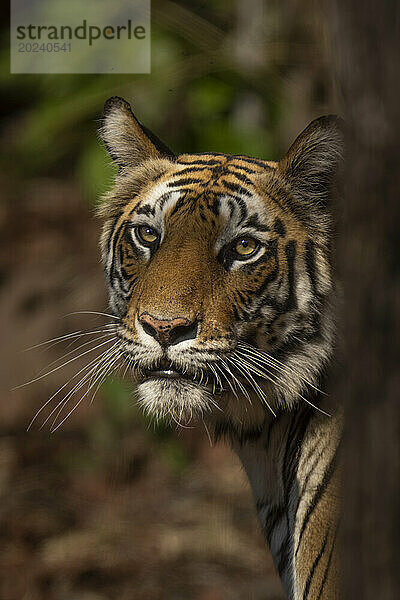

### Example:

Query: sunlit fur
xmin=97 ymin=96 xmax=344 ymax=600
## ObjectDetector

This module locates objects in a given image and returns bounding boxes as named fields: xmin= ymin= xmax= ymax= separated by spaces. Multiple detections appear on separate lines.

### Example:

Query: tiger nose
xmin=138 ymin=312 xmax=198 ymax=347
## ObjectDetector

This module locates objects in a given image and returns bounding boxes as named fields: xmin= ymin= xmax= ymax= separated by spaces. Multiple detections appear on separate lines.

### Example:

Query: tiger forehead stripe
xmin=177 ymin=152 xmax=273 ymax=171
xmin=158 ymin=164 xmax=268 ymax=217
xmin=167 ymin=159 xmax=259 ymax=189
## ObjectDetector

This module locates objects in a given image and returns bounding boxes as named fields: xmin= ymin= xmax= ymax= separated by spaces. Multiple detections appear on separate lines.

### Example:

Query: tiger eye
xmin=137 ymin=225 xmax=159 ymax=245
xmin=235 ymin=237 xmax=258 ymax=257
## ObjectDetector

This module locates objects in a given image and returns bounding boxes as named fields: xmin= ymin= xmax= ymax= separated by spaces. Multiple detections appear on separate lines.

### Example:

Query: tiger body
xmin=98 ymin=97 xmax=344 ymax=599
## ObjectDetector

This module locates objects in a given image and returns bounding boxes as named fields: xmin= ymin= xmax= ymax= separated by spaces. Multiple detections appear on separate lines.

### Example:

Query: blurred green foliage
xmin=1 ymin=1 xmax=287 ymax=204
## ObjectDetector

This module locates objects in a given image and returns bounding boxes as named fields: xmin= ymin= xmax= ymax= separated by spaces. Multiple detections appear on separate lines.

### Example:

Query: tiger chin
xmin=98 ymin=96 xmax=344 ymax=600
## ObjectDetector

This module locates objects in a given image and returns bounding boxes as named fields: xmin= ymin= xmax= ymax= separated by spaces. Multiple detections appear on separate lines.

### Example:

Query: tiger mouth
xmin=144 ymin=368 xmax=184 ymax=380
xmin=139 ymin=363 xmax=217 ymax=392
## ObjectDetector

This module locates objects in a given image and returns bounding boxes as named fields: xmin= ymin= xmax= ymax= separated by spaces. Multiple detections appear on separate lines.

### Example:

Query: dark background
xmin=0 ymin=2 xmax=342 ymax=599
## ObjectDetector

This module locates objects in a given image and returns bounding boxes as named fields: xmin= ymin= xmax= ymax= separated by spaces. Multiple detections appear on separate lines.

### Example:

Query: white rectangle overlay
xmin=11 ymin=0 xmax=150 ymax=74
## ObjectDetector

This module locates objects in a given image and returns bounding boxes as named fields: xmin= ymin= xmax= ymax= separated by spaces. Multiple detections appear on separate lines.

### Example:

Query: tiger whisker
xmin=233 ymin=351 xmax=293 ymax=392
xmin=25 ymin=324 xmax=118 ymax=351
xmin=227 ymin=356 xmax=276 ymax=417
xmin=296 ymin=394 xmax=331 ymax=417
xmin=219 ymin=358 xmax=251 ymax=403
xmin=41 ymin=344 xmax=120 ymax=430
xmin=233 ymin=352 xmax=294 ymax=392
xmin=231 ymin=353 xmax=295 ymax=405
xmin=49 ymin=347 xmax=121 ymax=432
xmin=26 ymin=340 xmax=119 ymax=430
xmin=168 ymin=407 xmax=194 ymax=429
xmin=202 ymin=419 xmax=213 ymax=447
xmin=203 ymin=390 xmax=223 ymax=414
xmin=121 ymin=355 xmax=134 ymax=379
xmin=237 ymin=343 xmax=312 ymax=386
xmin=235 ymin=348 xmax=318 ymax=402
xmin=33 ymin=332 xmax=117 ymax=378
xmin=64 ymin=310 xmax=120 ymax=320
xmin=198 ymin=368 xmax=204 ymax=386
xmin=14 ymin=337 xmax=116 ymax=390
xmin=89 ymin=351 xmax=123 ymax=406
xmin=233 ymin=353 xmax=331 ymax=418
xmin=208 ymin=363 xmax=223 ymax=394
xmin=215 ymin=361 xmax=239 ymax=399
xmin=237 ymin=342 xmax=325 ymax=395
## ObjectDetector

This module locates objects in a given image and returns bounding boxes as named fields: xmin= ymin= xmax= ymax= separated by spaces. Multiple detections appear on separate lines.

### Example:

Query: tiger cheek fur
xmin=97 ymin=96 xmax=344 ymax=599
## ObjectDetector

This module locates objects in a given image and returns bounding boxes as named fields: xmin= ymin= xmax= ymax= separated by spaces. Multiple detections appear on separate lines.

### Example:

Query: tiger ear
xmin=99 ymin=96 xmax=175 ymax=168
xmin=278 ymin=115 xmax=345 ymax=209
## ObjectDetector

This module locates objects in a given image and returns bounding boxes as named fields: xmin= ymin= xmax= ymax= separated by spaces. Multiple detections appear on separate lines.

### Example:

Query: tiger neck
xmin=232 ymin=402 xmax=342 ymax=600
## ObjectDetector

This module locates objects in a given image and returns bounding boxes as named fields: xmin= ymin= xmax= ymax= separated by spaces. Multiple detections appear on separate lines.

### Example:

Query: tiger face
xmin=98 ymin=97 xmax=343 ymax=432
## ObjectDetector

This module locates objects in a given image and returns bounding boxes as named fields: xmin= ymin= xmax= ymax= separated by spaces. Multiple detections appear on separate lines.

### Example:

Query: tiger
xmin=97 ymin=96 xmax=344 ymax=600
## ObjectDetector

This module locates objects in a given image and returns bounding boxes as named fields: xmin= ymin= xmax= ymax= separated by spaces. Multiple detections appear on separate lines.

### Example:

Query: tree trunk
xmin=328 ymin=1 xmax=400 ymax=598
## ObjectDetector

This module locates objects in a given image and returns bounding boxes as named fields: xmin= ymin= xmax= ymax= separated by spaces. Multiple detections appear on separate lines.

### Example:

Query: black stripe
xmin=273 ymin=325 xmax=324 ymax=365
xmin=317 ymin=527 xmax=338 ymax=598
xmin=110 ymin=221 xmax=127 ymax=284
xmin=123 ymin=227 xmax=147 ymax=257
xmin=213 ymin=194 xmax=247 ymax=223
xmin=236 ymin=290 xmax=249 ymax=305
xmin=274 ymin=218 xmax=286 ymax=237
xmin=293 ymin=440 xmax=325 ymax=523
xmin=220 ymin=178 xmax=252 ymax=197
xmin=135 ymin=203 xmax=155 ymax=216
xmin=106 ymin=215 xmax=120 ymax=259
xmin=158 ymin=192 xmax=173 ymax=209
xmin=152 ymin=171 xmax=165 ymax=183
xmin=197 ymin=152 xmax=227 ymax=157
xmin=167 ymin=177 xmax=205 ymax=187
xmin=175 ymin=166 xmax=210 ymax=176
xmin=233 ymin=196 xmax=248 ymax=223
xmin=282 ymin=409 xmax=312 ymax=490
xmin=302 ymin=530 xmax=329 ymax=599
xmin=229 ymin=164 xmax=258 ymax=175
xmin=305 ymin=239 xmax=318 ymax=294
xmin=178 ymin=158 xmax=225 ymax=166
xmin=258 ymin=241 xmax=296 ymax=315
xmin=244 ymin=214 xmax=270 ymax=232
xmin=228 ymin=170 xmax=254 ymax=186
xmin=209 ymin=195 xmax=221 ymax=216
xmin=227 ymin=199 xmax=236 ymax=218
xmin=234 ymin=155 xmax=270 ymax=168
xmin=169 ymin=196 xmax=186 ymax=216
xmin=232 ymin=303 xmax=241 ymax=320
xmin=295 ymin=443 xmax=339 ymax=558
xmin=251 ymin=240 xmax=279 ymax=296
xmin=283 ymin=240 xmax=297 ymax=311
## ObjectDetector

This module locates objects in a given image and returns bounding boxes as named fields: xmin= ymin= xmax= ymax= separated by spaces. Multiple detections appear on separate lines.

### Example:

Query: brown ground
xmin=0 ymin=178 xmax=284 ymax=600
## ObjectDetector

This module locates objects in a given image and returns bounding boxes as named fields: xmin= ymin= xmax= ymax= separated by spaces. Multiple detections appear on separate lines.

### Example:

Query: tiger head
xmin=98 ymin=96 xmax=344 ymax=433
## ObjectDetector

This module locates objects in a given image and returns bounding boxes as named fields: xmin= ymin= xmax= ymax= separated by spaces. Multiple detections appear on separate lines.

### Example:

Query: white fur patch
xmin=137 ymin=378 xmax=215 ymax=425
